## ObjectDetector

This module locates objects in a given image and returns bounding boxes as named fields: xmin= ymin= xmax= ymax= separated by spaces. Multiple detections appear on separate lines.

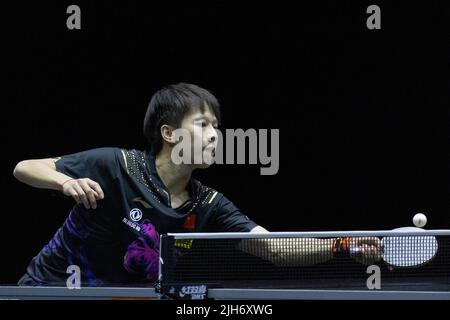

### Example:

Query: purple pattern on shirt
xmin=123 ymin=219 xmax=160 ymax=283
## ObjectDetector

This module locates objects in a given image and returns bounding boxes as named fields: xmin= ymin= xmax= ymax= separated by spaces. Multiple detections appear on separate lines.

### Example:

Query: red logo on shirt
xmin=183 ymin=213 xmax=196 ymax=230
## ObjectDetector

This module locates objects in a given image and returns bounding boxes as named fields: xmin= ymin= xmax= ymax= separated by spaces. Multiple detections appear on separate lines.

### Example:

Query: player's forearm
xmin=13 ymin=159 xmax=71 ymax=192
xmin=238 ymin=238 xmax=334 ymax=266
xmin=273 ymin=238 xmax=334 ymax=266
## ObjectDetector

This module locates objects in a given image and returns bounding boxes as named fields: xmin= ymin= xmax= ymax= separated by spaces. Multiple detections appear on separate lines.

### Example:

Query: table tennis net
xmin=159 ymin=232 xmax=450 ymax=291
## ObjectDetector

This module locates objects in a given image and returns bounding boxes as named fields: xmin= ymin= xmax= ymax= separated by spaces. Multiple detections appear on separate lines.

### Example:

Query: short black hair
xmin=143 ymin=83 xmax=221 ymax=155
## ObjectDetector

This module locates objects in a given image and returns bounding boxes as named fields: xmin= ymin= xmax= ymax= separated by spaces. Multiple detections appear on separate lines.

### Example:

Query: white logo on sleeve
xmin=129 ymin=208 xmax=143 ymax=222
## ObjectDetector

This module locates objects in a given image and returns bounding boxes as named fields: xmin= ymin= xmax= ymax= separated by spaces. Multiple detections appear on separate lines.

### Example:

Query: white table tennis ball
xmin=413 ymin=213 xmax=427 ymax=228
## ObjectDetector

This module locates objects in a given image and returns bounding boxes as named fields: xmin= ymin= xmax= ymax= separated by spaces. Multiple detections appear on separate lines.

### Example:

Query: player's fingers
xmin=353 ymin=245 xmax=373 ymax=264
xmin=357 ymin=237 xmax=382 ymax=249
xmin=67 ymin=188 xmax=82 ymax=205
xmin=359 ymin=237 xmax=379 ymax=245
xmin=361 ymin=244 xmax=383 ymax=262
xmin=79 ymin=180 xmax=98 ymax=209
xmin=79 ymin=180 xmax=99 ymax=198
xmin=86 ymin=179 xmax=104 ymax=199
xmin=72 ymin=183 xmax=90 ymax=209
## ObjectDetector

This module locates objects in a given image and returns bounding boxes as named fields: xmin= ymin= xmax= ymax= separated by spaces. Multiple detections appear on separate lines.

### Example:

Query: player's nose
xmin=206 ymin=126 xmax=218 ymax=143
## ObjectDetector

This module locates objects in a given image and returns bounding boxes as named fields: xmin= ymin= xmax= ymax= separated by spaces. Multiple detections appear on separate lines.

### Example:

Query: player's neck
xmin=155 ymin=150 xmax=192 ymax=197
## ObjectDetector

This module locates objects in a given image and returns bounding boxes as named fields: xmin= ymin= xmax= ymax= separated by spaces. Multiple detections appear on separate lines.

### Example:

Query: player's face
xmin=180 ymin=104 xmax=219 ymax=168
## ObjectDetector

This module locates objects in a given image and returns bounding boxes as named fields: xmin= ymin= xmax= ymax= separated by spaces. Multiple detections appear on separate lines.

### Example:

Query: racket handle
xmin=350 ymin=247 xmax=361 ymax=254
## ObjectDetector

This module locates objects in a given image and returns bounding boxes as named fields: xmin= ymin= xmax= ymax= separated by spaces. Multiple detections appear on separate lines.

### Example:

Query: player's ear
xmin=160 ymin=124 xmax=176 ymax=144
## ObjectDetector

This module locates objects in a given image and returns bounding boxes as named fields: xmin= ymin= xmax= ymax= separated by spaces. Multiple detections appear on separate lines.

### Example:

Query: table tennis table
xmin=0 ymin=284 xmax=448 ymax=300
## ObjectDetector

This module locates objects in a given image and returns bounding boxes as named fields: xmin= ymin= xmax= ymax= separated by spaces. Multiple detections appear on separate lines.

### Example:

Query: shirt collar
xmin=145 ymin=151 xmax=199 ymax=204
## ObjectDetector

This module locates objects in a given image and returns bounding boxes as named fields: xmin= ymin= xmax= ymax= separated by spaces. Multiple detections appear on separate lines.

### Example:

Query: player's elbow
xmin=250 ymin=225 xmax=269 ymax=233
xmin=13 ymin=160 xmax=32 ymax=181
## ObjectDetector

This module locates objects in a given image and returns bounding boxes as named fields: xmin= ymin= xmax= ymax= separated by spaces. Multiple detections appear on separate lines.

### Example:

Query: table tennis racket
xmin=350 ymin=227 xmax=438 ymax=268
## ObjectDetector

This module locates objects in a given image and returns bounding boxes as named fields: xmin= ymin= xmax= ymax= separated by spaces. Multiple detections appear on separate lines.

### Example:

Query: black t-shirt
xmin=22 ymin=148 xmax=257 ymax=286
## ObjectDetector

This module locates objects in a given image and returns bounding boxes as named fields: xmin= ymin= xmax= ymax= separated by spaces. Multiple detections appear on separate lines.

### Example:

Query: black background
xmin=2 ymin=1 xmax=449 ymax=283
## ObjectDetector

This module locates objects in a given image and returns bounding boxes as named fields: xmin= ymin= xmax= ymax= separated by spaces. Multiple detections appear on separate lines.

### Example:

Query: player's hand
xmin=350 ymin=237 xmax=383 ymax=265
xmin=61 ymin=178 xmax=104 ymax=209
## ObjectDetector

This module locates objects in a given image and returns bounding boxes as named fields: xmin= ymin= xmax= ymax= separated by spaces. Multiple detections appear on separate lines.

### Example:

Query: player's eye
xmin=194 ymin=120 xmax=206 ymax=127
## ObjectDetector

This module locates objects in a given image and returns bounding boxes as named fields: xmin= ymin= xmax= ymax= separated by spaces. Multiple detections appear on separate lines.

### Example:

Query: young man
xmin=14 ymin=83 xmax=381 ymax=287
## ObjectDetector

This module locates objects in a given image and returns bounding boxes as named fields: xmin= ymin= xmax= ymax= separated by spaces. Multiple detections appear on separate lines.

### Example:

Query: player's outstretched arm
xmin=236 ymin=226 xmax=334 ymax=266
xmin=237 ymin=226 xmax=382 ymax=266
xmin=13 ymin=158 xmax=104 ymax=209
